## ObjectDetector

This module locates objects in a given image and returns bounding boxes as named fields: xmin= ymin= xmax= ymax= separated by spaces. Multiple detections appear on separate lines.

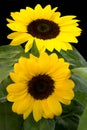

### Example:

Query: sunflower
xmin=7 ymin=4 xmax=81 ymax=53
xmin=6 ymin=52 xmax=75 ymax=122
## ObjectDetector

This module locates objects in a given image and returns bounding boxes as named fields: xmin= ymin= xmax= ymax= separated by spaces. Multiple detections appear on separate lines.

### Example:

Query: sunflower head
xmin=6 ymin=52 xmax=75 ymax=122
xmin=7 ymin=4 xmax=82 ymax=53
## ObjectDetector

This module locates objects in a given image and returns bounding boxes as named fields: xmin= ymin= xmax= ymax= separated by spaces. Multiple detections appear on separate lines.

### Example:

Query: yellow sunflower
xmin=7 ymin=53 xmax=75 ymax=122
xmin=7 ymin=4 xmax=81 ymax=53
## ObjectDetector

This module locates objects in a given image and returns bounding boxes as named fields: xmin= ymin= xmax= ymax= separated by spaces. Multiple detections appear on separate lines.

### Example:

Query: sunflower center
xmin=37 ymin=23 xmax=50 ymax=33
xmin=28 ymin=74 xmax=54 ymax=100
xmin=27 ymin=19 xmax=60 ymax=40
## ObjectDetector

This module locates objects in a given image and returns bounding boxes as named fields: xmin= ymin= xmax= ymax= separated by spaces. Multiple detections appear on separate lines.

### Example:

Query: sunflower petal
xmin=23 ymin=97 xmax=34 ymax=119
xmin=33 ymin=100 xmax=43 ymax=122
xmin=47 ymin=96 xmax=62 ymax=115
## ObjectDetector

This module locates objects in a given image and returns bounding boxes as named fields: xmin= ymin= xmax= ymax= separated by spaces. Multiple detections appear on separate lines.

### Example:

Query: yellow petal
xmin=10 ymin=57 xmax=32 ymax=82
xmin=47 ymin=96 xmax=62 ymax=116
xmin=55 ymin=79 xmax=75 ymax=90
xmin=7 ymin=22 xmax=27 ymax=32
xmin=35 ymin=39 xmax=45 ymax=52
xmin=7 ymin=32 xmax=22 ymax=39
xmin=41 ymin=99 xmax=54 ymax=119
xmin=34 ymin=4 xmax=42 ymax=10
xmin=57 ymin=90 xmax=74 ymax=100
xmin=54 ymin=40 xmax=67 ymax=51
xmin=65 ymin=42 xmax=72 ymax=50
xmin=10 ymin=71 xmax=29 ymax=83
xmin=45 ymin=40 xmax=54 ymax=52
xmin=23 ymin=97 xmax=35 ymax=119
xmin=7 ymin=83 xmax=27 ymax=93
xmin=60 ymin=26 xmax=81 ymax=36
xmin=25 ymin=38 xmax=34 ymax=52
xmin=11 ymin=11 xmax=30 ymax=25
xmin=34 ymin=4 xmax=57 ymax=20
xmin=58 ymin=15 xmax=77 ymax=23
xmin=37 ymin=53 xmax=51 ymax=74
xmin=58 ymin=32 xmax=78 ymax=43
xmin=8 ymin=32 xmax=30 ymax=45
xmin=55 ymin=93 xmax=71 ymax=105
xmin=33 ymin=100 xmax=43 ymax=122
xmin=7 ymin=92 xmax=27 ymax=102
xmin=51 ymin=12 xmax=61 ymax=22
xmin=26 ymin=59 xmax=40 ymax=76
xmin=6 ymin=18 xmax=14 ymax=23
xmin=13 ymin=95 xmax=32 ymax=114
xmin=59 ymin=19 xmax=80 ymax=26
xmin=30 ymin=54 xmax=38 ymax=61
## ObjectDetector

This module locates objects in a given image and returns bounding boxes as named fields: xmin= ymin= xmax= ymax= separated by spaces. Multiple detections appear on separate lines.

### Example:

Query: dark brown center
xmin=28 ymin=74 xmax=54 ymax=100
xmin=27 ymin=19 xmax=60 ymax=40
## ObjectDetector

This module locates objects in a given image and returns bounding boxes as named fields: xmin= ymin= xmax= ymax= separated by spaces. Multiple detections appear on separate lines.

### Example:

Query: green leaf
xmin=72 ymin=68 xmax=87 ymax=105
xmin=29 ymin=40 xmax=40 ymax=57
xmin=39 ymin=118 xmax=55 ymax=130
xmin=0 ymin=76 xmax=12 ymax=102
xmin=55 ymin=100 xmax=84 ymax=130
xmin=23 ymin=114 xmax=55 ymax=130
xmin=60 ymin=46 xmax=87 ymax=68
xmin=0 ymin=102 xmax=23 ymax=130
xmin=72 ymin=74 xmax=87 ymax=106
xmin=78 ymin=106 xmax=87 ymax=130
xmin=0 ymin=67 xmax=13 ymax=84
xmin=23 ymin=114 xmax=39 ymax=130
xmin=72 ymin=67 xmax=87 ymax=80
xmin=0 ymin=45 xmax=28 ymax=82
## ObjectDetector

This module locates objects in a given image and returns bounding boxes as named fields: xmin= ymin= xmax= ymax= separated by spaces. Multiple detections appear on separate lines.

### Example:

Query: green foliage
xmin=0 ymin=77 xmax=11 ymax=103
xmin=55 ymin=100 xmax=84 ymax=130
xmin=60 ymin=46 xmax=87 ymax=68
xmin=78 ymin=106 xmax=87 ymax=130
xmin=72 ymin=74 xmax=87 ymax=106
xmin=23 ymin=114 xmax=55 ymax=130
xmin=0 ymin=102 xmax=23 ymax=130
xmin=72 ymin=67 xmax=87 ymax=80
xmin=0 ymin=45 xmax=28 ymax=83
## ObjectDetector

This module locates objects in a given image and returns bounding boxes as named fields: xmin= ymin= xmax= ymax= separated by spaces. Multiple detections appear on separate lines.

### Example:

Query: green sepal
xmin=29 ymin=40 xmax=40 ymax=57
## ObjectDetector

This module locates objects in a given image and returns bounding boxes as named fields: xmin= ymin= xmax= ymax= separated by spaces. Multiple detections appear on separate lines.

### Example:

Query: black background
xmin=0 ymin=0 xmax=87 ymax=60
